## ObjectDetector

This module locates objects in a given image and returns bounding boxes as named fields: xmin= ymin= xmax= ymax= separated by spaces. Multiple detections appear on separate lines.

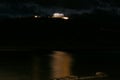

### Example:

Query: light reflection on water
xmin=50 ymin=51 xmax=73 ymax=79
xmin=31 ymin=51 xmax=108 ymax=80
xmin=31 ymin=51 xmax=73 ymax=80
xmin=0 ymin=51 xmax=110 ymax=80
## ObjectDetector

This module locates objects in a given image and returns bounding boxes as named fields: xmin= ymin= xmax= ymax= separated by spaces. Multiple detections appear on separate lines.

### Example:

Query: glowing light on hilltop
xmin=34 ymin=15 xmax=41 ymax=18
xmin=62 ymin=17 xmax=69 ymax=20
xmin=52 ymin=13 xmax=64 ymax=18
xmin=52 ymin=13 xmax=69 ymax=20
xmin=50 ymin=51 xmax=72 ymax=79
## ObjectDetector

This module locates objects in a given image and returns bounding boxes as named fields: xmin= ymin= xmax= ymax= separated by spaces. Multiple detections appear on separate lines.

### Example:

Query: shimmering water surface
xmin=0 ymin=50 xmax=120 ymax=80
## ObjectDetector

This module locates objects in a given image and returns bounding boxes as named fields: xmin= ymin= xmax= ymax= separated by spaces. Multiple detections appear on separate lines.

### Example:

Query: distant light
xmin=34 ymin=15 xmax=40 ymax=18
xmin=52 ymin=13 xmax=64 ymax=18
xmin=62 ymin=17 xmax=69 ymax=20
xmin=34 ymin=16 xmax=38 ymax=18
xmin=52 ymin=13 xmax=69 ymax=20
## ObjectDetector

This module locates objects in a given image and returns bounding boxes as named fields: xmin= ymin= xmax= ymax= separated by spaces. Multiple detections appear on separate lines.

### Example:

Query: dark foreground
xmin=0 ymin=15 xmax=120 ymax=80
xmin=0 ymin=15 xmax=120 ymax=49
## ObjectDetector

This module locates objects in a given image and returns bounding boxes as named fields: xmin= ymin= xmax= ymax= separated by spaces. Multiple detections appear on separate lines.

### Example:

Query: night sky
xmin=0 ymin=0 xmax=120 ymax=18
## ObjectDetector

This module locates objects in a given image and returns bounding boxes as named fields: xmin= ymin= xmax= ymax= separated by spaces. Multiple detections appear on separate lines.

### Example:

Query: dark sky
xmin=0 ymin=0 xmax=120 ymax=18
xmin=1 ymin=0 xmax=120 ymax=7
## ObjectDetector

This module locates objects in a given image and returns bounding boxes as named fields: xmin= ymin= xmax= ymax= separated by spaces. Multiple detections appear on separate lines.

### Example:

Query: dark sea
xmin=0 ymin=50 xmax=120 ymax=80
